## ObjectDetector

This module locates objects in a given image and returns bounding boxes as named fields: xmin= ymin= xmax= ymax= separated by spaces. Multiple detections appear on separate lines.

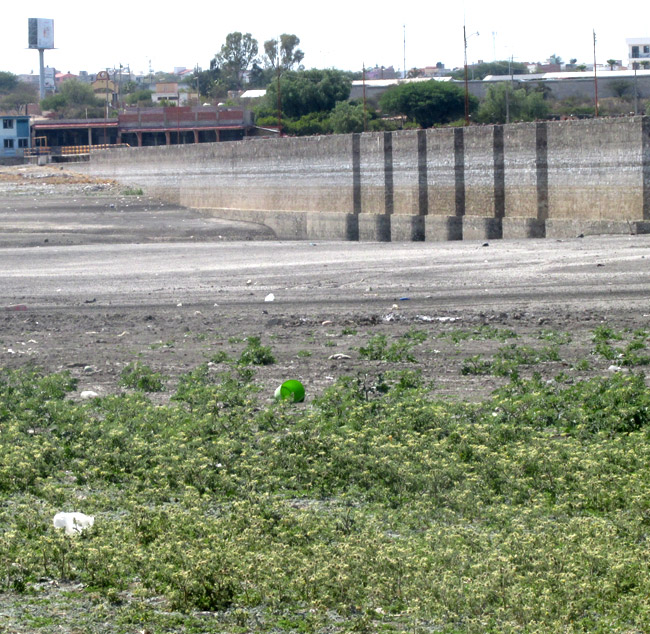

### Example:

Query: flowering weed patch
xmin=2 ymin=347 xmax=650 ymax=632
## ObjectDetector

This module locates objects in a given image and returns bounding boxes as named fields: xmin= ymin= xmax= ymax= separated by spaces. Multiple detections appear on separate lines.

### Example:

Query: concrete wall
xmin=86 ymin=116 xmax=650 ymax=241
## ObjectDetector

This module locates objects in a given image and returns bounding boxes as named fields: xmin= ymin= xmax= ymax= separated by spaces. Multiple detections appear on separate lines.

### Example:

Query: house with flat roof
xmin=627 ymin=38 xmax=650 ymax=68
xmin=0 ymin=115 xmax=31 ymax=159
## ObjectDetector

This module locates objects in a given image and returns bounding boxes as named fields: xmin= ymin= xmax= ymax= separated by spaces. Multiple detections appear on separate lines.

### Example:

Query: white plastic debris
xmin=53 ymin=512 xmax=94 ymax=535
xmin=80 ymin=390 xmax=99 ymax=400
xmin=264 ymin=293 xmax=275 ymax=302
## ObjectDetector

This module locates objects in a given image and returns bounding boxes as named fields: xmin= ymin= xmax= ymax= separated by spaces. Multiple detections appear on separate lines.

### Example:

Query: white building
xmin=627 ymin=38 xmax=650 ymax=68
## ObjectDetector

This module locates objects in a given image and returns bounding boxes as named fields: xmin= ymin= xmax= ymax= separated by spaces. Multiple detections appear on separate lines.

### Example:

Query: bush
xmin=237 ymin=336 xmax=275 ymax=366
xmin=119 ymin=362 xmax=166 ymax=392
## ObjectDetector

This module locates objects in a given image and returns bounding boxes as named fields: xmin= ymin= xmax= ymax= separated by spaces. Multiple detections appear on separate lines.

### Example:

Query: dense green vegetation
xmin=0 ymin=71 xmax=37 ymax=113
xmin=40 ymin=79 xmax=105 ymax=118
xmin=2 ymin=325 xmax=650 ymax=632
xmin=379 ymin=81 xmax=476 ymax=128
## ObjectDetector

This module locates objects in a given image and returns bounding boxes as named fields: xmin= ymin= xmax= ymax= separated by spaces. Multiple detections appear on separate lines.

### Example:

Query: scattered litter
xmin=6 ymin=304 xmax=27 ymax=311
xmin=399 ymin=297 xmax=411 ymax=301
xmin=84 ymin=298 xmax=97 ymax=304
xmin=321 ymin=320 xmax=333 ymax=326
xmin=53 ymin=512 xmax=94 ymax=536
xmin=415 ymin=315 xmax=459 ymax=323
xmin=117 ymin=331 xmax=129 ymax=337
xmin=176 ymin=302 xmax=183 ymax=307
xmin=482 ymin=242 xmax=489 ymax=247
xmin=265 ymin=293 xmax=275 ymax=302
xmin=194 ymin=311 xmax=202 ymax=315
xmin=246 ymin=279 xmax=252 ymax=285
xmin=80 ymin=390 xmax=99 ymax=400
xmin=329 ymin=353 xmax=351 ymax=360
xmin=392 ymin=304 xmax=399 ymax=310
xmin=596 ymin=263 xmax=605 ymax=267
xmin=608 ymin=365 xmax=623 ymax=373
xmin=309 ymin=242 xmax=317 ymax=246
xmin=274 ymin=379 xmax=305 ymax=403
xmin=577 ymin=233 xmax=584 ymax=238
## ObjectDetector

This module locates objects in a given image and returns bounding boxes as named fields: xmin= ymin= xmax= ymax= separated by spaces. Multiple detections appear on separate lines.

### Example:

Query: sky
xmin=2 ymin=1 xmax=645 ymax=78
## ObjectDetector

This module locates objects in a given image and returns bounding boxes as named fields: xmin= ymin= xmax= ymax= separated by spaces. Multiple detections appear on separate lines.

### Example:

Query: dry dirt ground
xmin=1 ymin=163 xmax=650 ymax=402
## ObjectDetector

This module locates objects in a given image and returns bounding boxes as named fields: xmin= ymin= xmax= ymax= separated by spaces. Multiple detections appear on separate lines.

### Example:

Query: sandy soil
xmin=1 ymin=163 xmax=649 ymax=402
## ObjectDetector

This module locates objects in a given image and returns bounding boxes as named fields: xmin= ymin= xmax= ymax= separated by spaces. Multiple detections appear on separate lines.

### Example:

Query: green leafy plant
xmin=358 ymin=334 xmax=416 ymax=363
xmin=118 ymin=362 xmax=166 ymax=392
xmin=237 ymin=336 xmax=275 ymax=366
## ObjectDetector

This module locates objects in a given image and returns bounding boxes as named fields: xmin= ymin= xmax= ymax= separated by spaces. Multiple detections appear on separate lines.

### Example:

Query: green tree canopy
xmin=379 ymin=81 xmax=474 ymax=128
xmin=211 ymin=32 xmax=259 ymax=90
xmin=125 ymin=89 xmax=153 ymax=106
xmin=264 ymin=69 xmax=352 ymax=119
xmin=264 ymin=34 xmax=304 ymax=71
xmin=41 ymin=79 xmax=103 ymax=118
xmin=0 ymin=72 xmax=37 ymax=113
xmin=477 ymin=83 xmax=550 ymax=124
xmin=330 ymin=100 xmax=366 ymax=134
xmin=0 ymin=71 xmax=19 ymax=93
xmin=451 ymin=60 xmax=529 ymax=80
xmin=0 ymin=82 xmax=37 ymax=113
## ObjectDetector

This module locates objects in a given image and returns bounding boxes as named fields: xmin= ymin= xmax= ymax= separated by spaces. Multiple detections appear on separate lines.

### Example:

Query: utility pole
xmin=634 ymin=63 xmax=639 ymax=115
xmin=362 ymin=63 xmax=367 ymax=132
xmin=593 ymin=29 xmax=599 ymax=117
xmin=276 ymin=38 xmax=282 ymax=136
xmin=403 ymin=25 xmax=406 ymax=79
xmin=464 ymin=26 xmax=478 ymax=126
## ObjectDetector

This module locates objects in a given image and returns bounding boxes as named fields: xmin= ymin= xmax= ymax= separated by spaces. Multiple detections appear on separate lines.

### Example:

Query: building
xmin=31 ymin=105 xmax=256 ymax=152
xmin=627 ymin=38 xmax=650 ymax=68
xmin=0 ymin=115 xmax=31 ymax=159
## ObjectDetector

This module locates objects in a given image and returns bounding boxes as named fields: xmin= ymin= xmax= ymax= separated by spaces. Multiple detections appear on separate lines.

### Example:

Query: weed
xmin=209 ymin=350 xmax=231 ymax=364
xmin=440 ymin=325 xmax=518 ymax=344
xmin=537 ymin=329 xmax=572 ymax=345
xmin=118 ymin=362 xmax=166 ymax=392
xmin=358 ymin=334 xmax=416 ymax=363
xmin=121 ymin=187 xmax=144 ymax=196
xmin=237 ymin=336 xmax=275 ymax=366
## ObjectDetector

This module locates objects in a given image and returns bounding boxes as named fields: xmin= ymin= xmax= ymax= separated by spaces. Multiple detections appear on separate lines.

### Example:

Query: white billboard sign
xmin=28 ymin=18 xmax=54 ymax=50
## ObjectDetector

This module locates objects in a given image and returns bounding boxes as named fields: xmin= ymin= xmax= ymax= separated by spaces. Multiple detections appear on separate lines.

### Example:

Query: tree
xmin=246 ymin=63 xmax=274 ymax=89
xmin=126 ymin=89 xmax=154 ymax=106
xmin=451 ymin=60 xmax=528 ymax=81
xmin=0 ymin=71 xmax=19 ymax=93
xmin=264 ymin=34 xmax=304 ymax=71
xmin=0 ymin=72 xmax=37 ymax=113
xmin=606 ymin=59 xmax=617 ymax=71
xmin=0 ymin=82 xmax=37 ymax=113
xmin=264 ymin=69 xmax=352 ymax=119
xmin=609 ymin=79 xmax=631 ymax=99
xmin=41 ymin=79 xmax=103 ymax=118
xmin=211 ymin=32 xmax=259 ymax=90
xmin=330 ymin=101 xmax=365 ymax=133
xmin=549 ymin=54 xmax=563 ymax=65
xmin=477 ymin=83 xmax=549 ymax=124
xmin=379 ymin=81 xmax=473 ymax=128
